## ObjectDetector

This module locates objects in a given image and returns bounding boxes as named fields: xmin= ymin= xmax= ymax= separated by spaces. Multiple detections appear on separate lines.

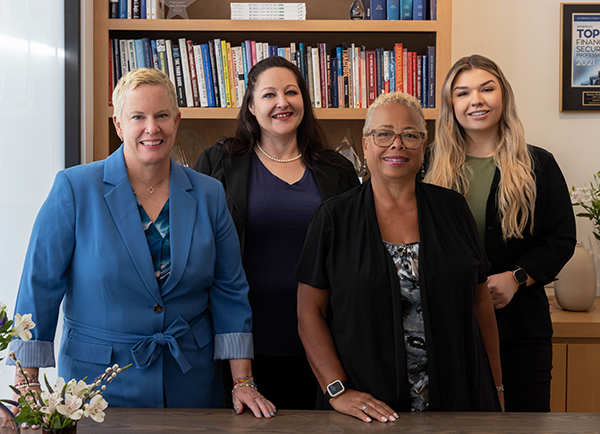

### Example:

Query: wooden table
xmin=550 ymin=296 xmax=600 ymax=412
xmin=71 ymin=408 xmax=600 ymax=433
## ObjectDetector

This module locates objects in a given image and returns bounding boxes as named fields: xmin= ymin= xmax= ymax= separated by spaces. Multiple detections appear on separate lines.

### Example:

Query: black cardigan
xmin=295 ymin=180 xmax=500 ymax=412
xmin=485 ymin=146 xmax=576 ymax=342
xmin=194 ymin=142 xmax=360 ymax=256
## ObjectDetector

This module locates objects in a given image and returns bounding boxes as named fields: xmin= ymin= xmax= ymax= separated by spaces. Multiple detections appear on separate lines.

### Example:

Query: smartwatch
xmin=511 ymin=267 xmax=528 ymax=287
xmin=326 ymin=380 xmax=347 ymax=399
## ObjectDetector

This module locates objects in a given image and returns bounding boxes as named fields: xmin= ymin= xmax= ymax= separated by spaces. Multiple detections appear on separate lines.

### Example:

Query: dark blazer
xmin=485 ymin=146 xmax=576 ymax=342
xmin=194 ymin=142 xmax=361 ymax=255
xmin=295 ymin=180 xmax=500 ymax=412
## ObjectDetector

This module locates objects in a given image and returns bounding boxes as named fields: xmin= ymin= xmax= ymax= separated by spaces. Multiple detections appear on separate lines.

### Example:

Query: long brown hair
xmin=425 ymin=55 xmax=536 ymax=241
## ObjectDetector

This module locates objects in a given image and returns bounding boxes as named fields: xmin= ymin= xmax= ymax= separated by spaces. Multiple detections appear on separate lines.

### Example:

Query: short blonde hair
xmin=112 ymin=68 xmax=179 ymax=120
xmin=362 ymin=92 xmax=427 ymax=139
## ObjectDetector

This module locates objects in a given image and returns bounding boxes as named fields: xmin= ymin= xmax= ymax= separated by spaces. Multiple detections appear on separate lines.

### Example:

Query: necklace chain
xmin=256 ymin=143 xmax=302 ymax=163
xmin=132 ymin=171 xmax=170 ymax=194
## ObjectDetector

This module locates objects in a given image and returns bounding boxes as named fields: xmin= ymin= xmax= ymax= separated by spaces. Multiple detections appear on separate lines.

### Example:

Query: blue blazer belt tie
xmin=63 ymin=315 xmax=203 ymax=373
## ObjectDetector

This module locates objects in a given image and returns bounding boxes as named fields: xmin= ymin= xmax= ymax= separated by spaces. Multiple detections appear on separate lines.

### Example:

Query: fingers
xmin=361 ymin=400 xmax=398 ymax=423
xmin=330 ymin=390 xmax=398 ymax=423
xmin=232 ymin=388 xmax=276 ymax=419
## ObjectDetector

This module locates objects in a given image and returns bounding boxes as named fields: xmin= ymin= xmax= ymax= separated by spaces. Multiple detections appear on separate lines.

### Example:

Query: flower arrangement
xmin=572 ymin=172 xmax=600 ymax=241
xmin=0 ymin=302 xmax=36 ymax=359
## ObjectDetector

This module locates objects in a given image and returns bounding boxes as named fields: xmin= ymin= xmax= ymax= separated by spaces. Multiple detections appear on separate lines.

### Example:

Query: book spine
xmin=193 ymin=44 xmax=208 ymax=108
xmin=140 ymin=0 xmax=146 ymax=19
xmin=311 ymin=47 xmax=321 ymax=108
xmin=119 ymin=39 xmax=129 ymax=76
xmin=235 ymin=46 xmax=246 ymax=107
xmin=165 ymin=39 xmax=176 ymax=89
xmin=134 ymin=39 xmax=144 ymax=69
xmin=363 ymin=0 xmax=371 ymax=19
xmin=402 ymin=48 xmax=408 ymax=93
xmin=298 ymin=43 xmax=306 ymax=83
xmin=201 ymin=44 xmax=216 ymax=107
xmin=112 ymin=38 xmax=121 ymax=85
xmin=208 ymin=40 xmax=221 ymax=108
xmin=178 ymin=38 xmax=194 ymax=108
xmin=416 ymin=54 xmax=422 ymax=104
xmin=330 ymin=57 xmax=338 ymax=108
xmin=127 ymin=0 xmax=132 ymax=19
xmin=367 ymin=50 xmax=376 ymax=106
xmin=412 ymin=51 xmax=417 ymax=97
xmin=376 ymin=48 xmax=383 ymax=97
xmin=326 ymin=44 xmax=332 ymax=108
xmin=214 ymin=39 xmax=228 ymax=108
xmin=406 ymin=51 xmax=413 ymax=96
xmin=141 ymin=37 xmax=152 ymax=68
xmin=319 ymin=43 xmax=328 ymax=109
xmin=109 ymin=40 xmax=114 ymax=105
xmin=371 ymin=0 xmax=386 ymax=19
xmin=348 ymin=44 xmax=354 ymax=109
xmin=118 ymin=0 xmax=127 ymax=19
xmin=226 ymin=41 xmax=236 ymax=108
xmin=127 ymin=39 xmax=137 ymax=70
xmin=336 ymin=46 xmax=343 ymax=108
xmin=243 ymin=40 xmax=252 ymax=72
xmin=171 ymin=47 xmax=186 ymax=107
xmin=250 ymin=40 xmax=257 ymax=68
xmin=413 ymin=0 xmax=424 ymax=20
xmin=150 ymin=39 xmax=158 ymax=68
xmin=429 ymin=0 xmax=436 ymax=20
xmin=306 ymin=46 xmax=315 ymax=107
xmin=156 ymin=39 xmax=167 ymax=75
xmin=186 ymin=40 xmax=201 ymax=107
xmin=360 ymin=48 xmax=366 ymax=108
xmin=110 ymin=0 xmax=119 ymax=19
xmin=220 ymin=40 xmax=232 ymax=108
xmin=387 ymin=0 xmax=399 ymax=20
xmin=421 ymin=54 xmax=428 ymax=108
xmin=342 ymin=45 xmax=350 ymax=108
xmin=241 ymin=43 xmax=249 ymax=86
xmin=132 ymin=0 xmax=141 ymax=19
xmin=383 ymin=50 xmax=390 ymax=94
xmin=427 ymin=45 xmax=435 ymax=108
xmin=401 ymin=0 xmax=413 ymax=20
xmin=389 ymin=50 xmax=395 ymax=95
xmin=394 ymin=43 xmax=403 ymax=92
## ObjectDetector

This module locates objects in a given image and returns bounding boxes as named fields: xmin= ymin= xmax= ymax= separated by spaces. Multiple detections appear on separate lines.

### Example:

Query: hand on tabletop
xmin=330 ymin=389 xmax=398 ymax=423
xmin=232 ymin=386 xmax=276 ymax=419
xmin=487 ymin=271 xmax=519 ymax=310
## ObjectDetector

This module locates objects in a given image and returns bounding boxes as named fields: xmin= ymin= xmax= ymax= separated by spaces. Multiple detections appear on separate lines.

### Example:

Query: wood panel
xmin=566 ymin=343 xmax=600 ymax=412
xmin=550 ymin=343 xmax=567 ymax=412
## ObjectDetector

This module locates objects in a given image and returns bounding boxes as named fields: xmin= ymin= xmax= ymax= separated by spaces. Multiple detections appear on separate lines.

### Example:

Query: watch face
xmin=327 ymin=380 xmax=345 ymax=397
xmin=514 ymin=268 xmax=528 ymax=284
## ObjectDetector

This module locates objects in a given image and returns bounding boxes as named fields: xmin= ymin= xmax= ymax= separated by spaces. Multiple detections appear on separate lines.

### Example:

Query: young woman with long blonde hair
xmin=425 ymin=55 xmax=576 ymax=411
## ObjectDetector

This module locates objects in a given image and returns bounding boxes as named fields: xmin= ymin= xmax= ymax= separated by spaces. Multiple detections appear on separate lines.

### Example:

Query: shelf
xmin=107 ymin=19 xmax=441 ymax=33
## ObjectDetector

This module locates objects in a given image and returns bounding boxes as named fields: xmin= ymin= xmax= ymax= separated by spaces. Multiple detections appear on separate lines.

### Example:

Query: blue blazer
xmin=10 ymin=146 xmax=253 ymax=408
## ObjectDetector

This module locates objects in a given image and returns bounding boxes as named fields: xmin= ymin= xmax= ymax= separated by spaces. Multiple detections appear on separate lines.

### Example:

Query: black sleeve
xmin=294 ymin=203 xmax=333 ymax=289
xmin=516 ymin=152 xmax=576 ymax=284
xmin=193 ymin=147 xmax=214 ymax=175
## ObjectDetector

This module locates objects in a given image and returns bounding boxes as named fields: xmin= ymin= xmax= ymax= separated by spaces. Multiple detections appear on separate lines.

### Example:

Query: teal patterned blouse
xmin=135 ymin=195 xmax=171 ymax=288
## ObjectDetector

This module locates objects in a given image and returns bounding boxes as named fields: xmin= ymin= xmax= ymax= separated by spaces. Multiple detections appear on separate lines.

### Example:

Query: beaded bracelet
xmin=15 ymin=381 xmax=40 ymax=390
xmin=233 ymin=379 xmax=256 ymax=387
xmin=232 ymin=382 xmax=257 ymax=393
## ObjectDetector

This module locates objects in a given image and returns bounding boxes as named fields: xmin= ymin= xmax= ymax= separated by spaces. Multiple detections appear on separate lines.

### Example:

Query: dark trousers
xmin=252 ymin=353 xmax=319 ymax=410
xmin=500 ymin=337 xmax=553 ymax=412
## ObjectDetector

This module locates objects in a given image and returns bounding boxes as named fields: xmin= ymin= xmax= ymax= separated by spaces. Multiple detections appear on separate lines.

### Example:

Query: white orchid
xmin=83 ymin=395 xmax=108 ymax=423
xmin=56 ymin=394 xmax=84 ymax=421
xmin=39 ymin=391 xmax=63 ymax=415
xmin=70 ymin=379 xmax=91 ymax=398
xmin=11 ymin=313 xmax=36 ymax=341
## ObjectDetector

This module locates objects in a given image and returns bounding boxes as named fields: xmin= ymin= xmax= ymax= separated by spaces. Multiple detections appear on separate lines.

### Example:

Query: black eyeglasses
xmin=367 ymin=129 xmax=426 ymax=149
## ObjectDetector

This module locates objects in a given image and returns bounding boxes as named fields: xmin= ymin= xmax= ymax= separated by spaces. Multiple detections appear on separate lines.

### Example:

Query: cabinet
xmin=93 ymin=0 xmax=452 ymax=164
xmin=550 ymin=297 xmax=600 ymax=412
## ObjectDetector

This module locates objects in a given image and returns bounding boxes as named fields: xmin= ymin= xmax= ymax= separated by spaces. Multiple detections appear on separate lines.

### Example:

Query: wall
xmin=0 ymin=0 xmax=64 ymax=409
xmin=453 ymin=0 xmax=600 ymax=295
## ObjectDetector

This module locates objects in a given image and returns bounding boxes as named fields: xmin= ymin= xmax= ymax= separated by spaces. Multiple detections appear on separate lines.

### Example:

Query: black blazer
xmin=194 ymin=142 xmax=360 ymax=255
xmin=485 ymin=146 xmax=576 ymax=342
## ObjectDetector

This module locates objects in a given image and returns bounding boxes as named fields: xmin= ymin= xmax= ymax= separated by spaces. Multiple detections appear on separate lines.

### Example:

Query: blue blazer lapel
xmin=103 ymin=146 xmax=162 ymax=303
xmin=161 ymin=162 xmax=196 ymax=296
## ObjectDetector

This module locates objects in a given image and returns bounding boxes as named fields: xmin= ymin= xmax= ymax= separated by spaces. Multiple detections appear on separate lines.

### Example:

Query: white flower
xmin=39 ymin=391 xmax=63 ymax=415
xmin=56 ymin=393 xmax=84 ymax=421
xmin=11 ymin=313 xmax=36 ymax=341
xmin=70 ymin=379 xmax=91 ymax=398
xmin=83 ymin=395 xmax=108 ymax=423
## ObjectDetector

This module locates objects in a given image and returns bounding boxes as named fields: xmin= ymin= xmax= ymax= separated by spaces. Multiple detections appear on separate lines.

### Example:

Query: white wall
xmin=453 ymin=0 xmax=600 ymax=295
xmin=0 ymin=0 xmax=64 ymax=403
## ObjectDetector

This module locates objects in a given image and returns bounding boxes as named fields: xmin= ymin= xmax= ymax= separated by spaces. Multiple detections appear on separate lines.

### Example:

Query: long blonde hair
xmin=425 ymin=55 xmax=536 ymax=241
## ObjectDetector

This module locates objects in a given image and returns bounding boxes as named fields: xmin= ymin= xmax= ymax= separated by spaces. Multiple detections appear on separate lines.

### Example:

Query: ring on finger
xmin=361 ymin=404 xmax=369 ymax=412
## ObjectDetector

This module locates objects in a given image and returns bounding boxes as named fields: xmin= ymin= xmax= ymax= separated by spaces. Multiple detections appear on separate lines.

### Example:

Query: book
xmin=112 ymin=38 xmax=121 ymax=85
xmin=402 ymin=48 xmax=408 ymax=93
xmin=416 ymin=54 xmax=422 ymax=103
xmin=387 ymin=0 xmax=399 ymax=20
xmin=376 ymin=48 xmax=383 ymax=97
xmin=330 ymin=57 xmax=338 ymax=108
xmin=341 ymin=44 xmax=350 ymax=108
xmin=119 ymin=0 xmax=127 ymax=19
xmin=192 ymin=44 xmax=209 ymax=107
xmin=132 ymin=0 xmax=141 ymax=19
xmin=421 ymin=54 xmax=428 ymax=108
xmin=165 ymin=39 xmax=176 ymax=89
xmin=366 ymin=50 xmax=376 ymax=106
xmin=156 ymin=39 xmax=167 ymax=75
xmin=226 ymin=41 xmax=236 ymax=108
xmin=363 ymin=0 xmax=371 ymax=19
xmin=220 ymin=40 xmax=232 ymax=108
xmin=241 ymin=42 xmax=249 ymax=85
xmin=134 ymin=39 xmax=145 ymax=69
xmin=411 ymin=51 xmax=417 ymax=97
xmin=250 ymin=40 xmax=258 ymax=68
xmin=201 ymin=43 xmax=216 ymax=107
xmin=427 ymin=45 xmax=435 ymax=108
xmin=213 ymin=39 xmax=228 ymax=108
xmin=401 ymin=0 xmax=413 ymax=20
xmin=429 ymin=0 xmax=436 ymax=20
xmin=150 ymin=39 xmax=158 ymax=68
xmin=413 ymin=0 xmax=425 ymax=20
xmin=335 ymin=45 xmax=343 ymax=108
xmin=306 ymin=46 xmax=315 ymax=106
xmin=141 ymin=37 xmax=152 ymax=68
xmin=389 ymin=50 xmax=395 ymax=95
xmin=140 ymin=0 xmax=146 ymax=19
xmin=383 ymin=50 xmax=390 ymax=93
xmin=171 ymin=46 xmax=187 ymax=107
xmin=127 ymin=39 xmax=138 ymax=70
xmin=371 ymin=0 xmax=386 ymax=20
xmin=311 ymin=47 xmax=321 ymax=108
xmin=208 ymin=40 xmax=221 ymax=108
xmin=119 ymin=39 xmax=129 ymax=76
xmin=406 ymin=51 xmax=413 ymax=96
xmin=360 ymin=48 xmax=366 ymax=108
xmin=186 ymin=40 xmax=201 ymax=107
xmin=394 ymin=43 xmax=403 ymax=92
xmin=298 ymin=43 xmax=307 ymax=83
xmin=110 ymin=0 xmax=119 ymax=19
xmin=178 ymin=38 xmax=194 ymax=108
xmin=109 ymin=40 xmax=114 ymax=104
xmin=233 ymin=46 xmax=245 ymax=107
xmin=319 ymin=43 xmax=328 ymax=109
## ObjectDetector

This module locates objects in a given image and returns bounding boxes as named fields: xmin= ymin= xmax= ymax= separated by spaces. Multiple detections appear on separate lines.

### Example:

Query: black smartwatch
xmin=511 ymin=267 xmax=528 ymax=288
xmin=326 ymin=380 xmax=347 ymax=399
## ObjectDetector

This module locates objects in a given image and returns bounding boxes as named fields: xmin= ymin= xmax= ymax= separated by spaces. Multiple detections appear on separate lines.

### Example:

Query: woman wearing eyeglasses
xmin=295 ymin=92 xmax=502 ymax=423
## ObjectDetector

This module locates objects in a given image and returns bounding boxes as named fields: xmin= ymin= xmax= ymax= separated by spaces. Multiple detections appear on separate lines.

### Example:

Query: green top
xmin=464 ymin=155 xmax=496 ymax=244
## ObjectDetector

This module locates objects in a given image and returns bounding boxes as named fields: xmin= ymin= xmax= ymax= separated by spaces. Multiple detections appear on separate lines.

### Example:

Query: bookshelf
xmin=93 ymin=0 xmax=452 ymax=164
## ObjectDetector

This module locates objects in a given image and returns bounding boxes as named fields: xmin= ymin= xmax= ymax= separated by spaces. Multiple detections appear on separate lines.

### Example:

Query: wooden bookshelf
xmin=93 ymin=0 xmax=452 ymax=164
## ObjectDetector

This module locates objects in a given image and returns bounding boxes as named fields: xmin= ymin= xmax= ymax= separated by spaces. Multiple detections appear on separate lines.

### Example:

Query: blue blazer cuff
xmin=6 ymin=339 xmax=55 ymax=368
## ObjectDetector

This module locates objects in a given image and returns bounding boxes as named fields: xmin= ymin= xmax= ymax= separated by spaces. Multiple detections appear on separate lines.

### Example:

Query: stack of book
xmin=230 ymin=3 xmax=306 ymax=20
xmin=109 ymin=37 xmax=435 ymax=109
xmin=110 ymin=0 xmax=164 ymax=19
